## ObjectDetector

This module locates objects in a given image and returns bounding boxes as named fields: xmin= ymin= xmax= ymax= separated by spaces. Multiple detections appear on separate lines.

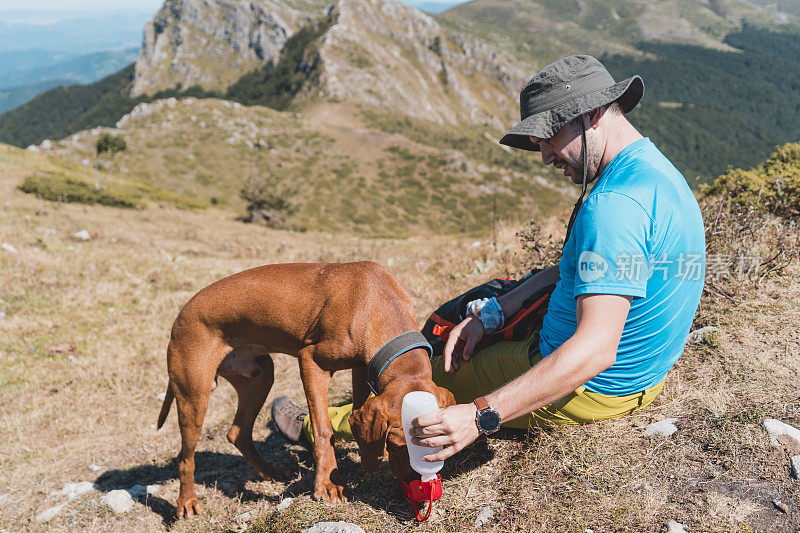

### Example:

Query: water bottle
xmin=401 ymin=391 xmax=444 ymax=481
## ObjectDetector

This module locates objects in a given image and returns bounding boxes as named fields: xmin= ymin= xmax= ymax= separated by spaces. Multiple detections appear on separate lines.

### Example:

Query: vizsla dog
xmin=157 ymin=261 xmax=455 ymax=518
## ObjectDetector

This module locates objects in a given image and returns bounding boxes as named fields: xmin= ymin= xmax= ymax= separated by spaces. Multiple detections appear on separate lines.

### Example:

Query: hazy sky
xmin=0 ymin=0 xmax=460 ymax=10
xmin=0 ymin=0 xmax=164 ymax=10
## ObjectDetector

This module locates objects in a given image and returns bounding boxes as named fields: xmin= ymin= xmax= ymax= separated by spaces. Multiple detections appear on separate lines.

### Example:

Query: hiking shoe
xmin=271 ymin=396 xmax=307 ymax=443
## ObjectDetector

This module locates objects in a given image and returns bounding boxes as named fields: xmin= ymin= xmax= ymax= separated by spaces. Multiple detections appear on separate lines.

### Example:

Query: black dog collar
xmin=367 ymin=331 xmax=433 ymax=395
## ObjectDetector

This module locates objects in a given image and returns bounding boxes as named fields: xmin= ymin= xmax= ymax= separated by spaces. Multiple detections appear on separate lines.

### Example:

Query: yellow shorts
xmin=302 ymin=333 xmax=663 ymax=443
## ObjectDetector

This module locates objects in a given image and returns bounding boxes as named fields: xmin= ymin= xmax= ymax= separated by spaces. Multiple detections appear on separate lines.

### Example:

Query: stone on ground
xmin=763 ymin=419 xmax=800 ymax=447
xmin=35 ymin=503 xmax=66 ymax=523
xmin=304 ymin=522 xmax=365 ymax=533
xmin=791 ymin=456 xmax=800 ymax=479
xmin=60 ymin=481 xmax=97 ymax=501
xmin=277 ymin=497 xmax=294 ymax=510
xmin=686 ymin=326 xmax=716 ymax=344
xmin=102 ymin=489 xmax=135 ymax=513
xmin=73 ymin=230 xmax=91 ymax=241
xmin=666 ymin=520 xmax=688 ymax=532
xmin=644 ymin=418 xmax=678 ymax=437
xmin=127 ymin=485 xmax=146 ymax=499
xmin=474 ymin=505 xmax=495 ymax=527
xmin=1 ymin=243 xmax=17 ymax=254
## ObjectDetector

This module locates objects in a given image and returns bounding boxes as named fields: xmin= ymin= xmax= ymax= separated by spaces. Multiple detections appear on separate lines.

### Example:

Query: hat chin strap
xmin=563 ymin=117 xmax=590 ymax=245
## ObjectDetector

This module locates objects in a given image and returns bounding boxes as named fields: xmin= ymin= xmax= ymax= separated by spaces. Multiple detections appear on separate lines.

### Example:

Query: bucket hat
xmin=499 ymin=55 xmax=644 ymax=151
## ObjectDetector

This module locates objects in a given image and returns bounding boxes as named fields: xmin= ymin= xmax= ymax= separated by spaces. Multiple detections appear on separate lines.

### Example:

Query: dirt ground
xmin=1 ymin=155 xmax=799 ymax=532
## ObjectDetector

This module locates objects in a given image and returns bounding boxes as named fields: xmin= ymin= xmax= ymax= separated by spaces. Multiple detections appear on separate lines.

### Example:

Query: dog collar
xmin=367 ymin=331 xmax=433 ymax=395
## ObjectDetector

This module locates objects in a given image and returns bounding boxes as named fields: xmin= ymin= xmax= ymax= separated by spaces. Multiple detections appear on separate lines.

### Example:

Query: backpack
xmin=421 ymin=269 xmax=556 ymax=358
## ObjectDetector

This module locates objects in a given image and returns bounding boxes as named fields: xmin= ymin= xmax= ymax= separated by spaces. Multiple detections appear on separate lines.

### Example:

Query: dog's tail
xmin=157 ymin=381 xmax=174 ymax=430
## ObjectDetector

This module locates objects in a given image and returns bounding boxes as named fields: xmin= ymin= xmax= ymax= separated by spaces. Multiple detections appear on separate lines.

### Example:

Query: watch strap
xmin=474 ymin=396 xmax=490 ymax=412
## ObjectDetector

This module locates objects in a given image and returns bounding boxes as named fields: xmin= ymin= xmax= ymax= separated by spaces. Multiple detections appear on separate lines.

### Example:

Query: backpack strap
xmin=367 ymin=331 xmax=433 ymax=395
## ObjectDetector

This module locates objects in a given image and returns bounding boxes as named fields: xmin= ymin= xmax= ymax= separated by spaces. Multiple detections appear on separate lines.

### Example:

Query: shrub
xmin=95 ymin=132 xmax=127 ymax=156
xmin=705 ymin=141 xmax=800 ymax=218
xmin=239 ymin=175 xmax=297 ymax=228
xmin=19 ymin=173 xmax=140 ymax=208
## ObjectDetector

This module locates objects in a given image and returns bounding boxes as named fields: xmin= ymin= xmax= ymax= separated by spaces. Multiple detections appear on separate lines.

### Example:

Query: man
xmin=272 ymin=55 xmax=705 ymax=466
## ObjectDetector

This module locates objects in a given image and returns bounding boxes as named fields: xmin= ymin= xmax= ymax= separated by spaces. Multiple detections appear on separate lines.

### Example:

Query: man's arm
xmin=411 ymin=292 xmax=631 ymax=461
xmin=442 ymin=265 xmax=560 ymax=372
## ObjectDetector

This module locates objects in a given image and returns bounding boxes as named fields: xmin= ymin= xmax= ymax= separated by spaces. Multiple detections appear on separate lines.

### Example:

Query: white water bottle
xmin=401 ymin=391 xmax=444 ymax=482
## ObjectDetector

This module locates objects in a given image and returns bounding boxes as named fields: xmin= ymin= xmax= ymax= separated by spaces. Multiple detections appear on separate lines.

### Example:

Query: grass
xmin=35 ymin=98 xmax=573 ymax=236
xmin=2 ymin=139 xmax=799 ymax=532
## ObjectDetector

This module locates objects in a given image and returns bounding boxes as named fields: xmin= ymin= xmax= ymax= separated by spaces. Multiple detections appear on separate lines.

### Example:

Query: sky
xmin=0 ymin=0 xmax=462 ymax=11
xmin=0 ymin=0 xmax=164 ymax=10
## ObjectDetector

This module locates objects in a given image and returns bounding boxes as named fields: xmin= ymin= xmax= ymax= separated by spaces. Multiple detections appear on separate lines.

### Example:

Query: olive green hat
xmin=500 ymin=55 xmax=644 ymax=151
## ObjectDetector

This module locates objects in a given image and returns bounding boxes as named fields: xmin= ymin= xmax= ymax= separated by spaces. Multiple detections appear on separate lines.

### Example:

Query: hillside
xmin=22 ymin=97 xmax=572 ymax=235
xmin=438 ymin=0 xmax=800 ymax=180
xmin=1 ymin=137 xmax=799 ymax=532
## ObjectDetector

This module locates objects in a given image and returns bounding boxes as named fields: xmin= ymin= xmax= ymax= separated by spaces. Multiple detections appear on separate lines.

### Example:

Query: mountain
xmin=0 ymin=80 xmax=69 ymax=115
xmin=5 ymin=0 xmax=800 ymax=182
xmin=0 ymin=48 xmax=141 ymax=114
xmin=21 ymin=96 xmax=572 ymax=234
xmin=437 ymin=0 xmax=800 ymax=180
xmin=438 ymin=0 xmax=800 ymax=69
xmin=0 ymin=48 xmax=141 ymax=91
xmin=131 ymin=0 xmax=524 ymax=127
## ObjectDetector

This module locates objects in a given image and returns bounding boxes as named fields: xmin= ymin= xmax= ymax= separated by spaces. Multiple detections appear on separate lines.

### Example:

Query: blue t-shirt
xmin=539 ymin=138 xmax=705 ymax=395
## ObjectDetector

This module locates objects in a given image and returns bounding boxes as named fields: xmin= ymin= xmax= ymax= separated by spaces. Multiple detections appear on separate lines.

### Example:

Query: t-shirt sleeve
xmin=571 ymin=192 xmax=652 ymax=299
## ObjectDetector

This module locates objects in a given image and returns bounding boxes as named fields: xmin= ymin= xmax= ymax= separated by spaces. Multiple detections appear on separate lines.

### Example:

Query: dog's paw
xmin=313 ymin=481 xmax=348 ymax=503
xmin=176 ymin=495 xmax=202 ymax=518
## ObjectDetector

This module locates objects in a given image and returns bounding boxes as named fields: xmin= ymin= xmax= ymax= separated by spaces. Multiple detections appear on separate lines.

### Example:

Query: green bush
xmin=95 ymin=132 xmax=127 ymax=156
xmin=705 ymin=141 xmax=800 ymax=218
xmin=19 ymin=173 xmax=140 ymax=208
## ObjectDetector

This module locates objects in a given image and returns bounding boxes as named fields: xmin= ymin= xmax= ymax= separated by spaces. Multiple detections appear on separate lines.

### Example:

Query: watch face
xmin=478 ymin=409 xmax=501 ymax=433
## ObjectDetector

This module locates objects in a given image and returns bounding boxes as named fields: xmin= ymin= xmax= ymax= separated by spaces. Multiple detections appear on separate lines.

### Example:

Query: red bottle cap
xmin=399 ymin=474 xmax=442 ymax=522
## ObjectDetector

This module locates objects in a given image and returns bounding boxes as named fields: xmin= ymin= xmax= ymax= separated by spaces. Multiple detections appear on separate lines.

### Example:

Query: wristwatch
xmin=474 ymin=396 xmax=501 ymax=434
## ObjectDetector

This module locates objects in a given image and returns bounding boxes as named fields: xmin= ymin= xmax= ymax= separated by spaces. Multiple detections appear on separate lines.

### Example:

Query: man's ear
xmin=434 ymin=385 xmax=456 ymax=410
xmin=349 ymin=395 xmax=390 ymax=473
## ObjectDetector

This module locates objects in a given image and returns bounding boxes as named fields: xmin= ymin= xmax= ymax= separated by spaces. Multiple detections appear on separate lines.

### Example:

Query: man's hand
xmin=443 ymin=316 xmax=485 ymax=372
xmin=409 ymin=403 xmax=480 ymax=462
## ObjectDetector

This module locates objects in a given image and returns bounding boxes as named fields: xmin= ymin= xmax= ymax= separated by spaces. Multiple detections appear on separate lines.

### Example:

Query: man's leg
xmin=281 ymin=333 xmax=663 ymax=441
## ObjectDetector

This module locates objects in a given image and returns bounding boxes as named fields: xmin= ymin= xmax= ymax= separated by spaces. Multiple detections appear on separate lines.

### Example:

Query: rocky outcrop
xmin=131 ymin=0 xmax=526 ymax=127
xmin=317 ymin=0 xmax=525 ymax=127
xmin=132 ymin=0 xmax=321 ymax=96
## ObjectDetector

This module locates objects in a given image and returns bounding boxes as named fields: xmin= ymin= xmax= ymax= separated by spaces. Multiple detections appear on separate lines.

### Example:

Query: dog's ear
xmin=433 ymin=385 xmax=456 ymax=410
xmin=349 ymin=395 xmax=390 ymax=473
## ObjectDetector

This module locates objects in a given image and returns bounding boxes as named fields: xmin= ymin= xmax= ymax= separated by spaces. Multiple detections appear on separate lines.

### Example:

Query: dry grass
xmin=1 ymin=146 xmax=799 ymax=532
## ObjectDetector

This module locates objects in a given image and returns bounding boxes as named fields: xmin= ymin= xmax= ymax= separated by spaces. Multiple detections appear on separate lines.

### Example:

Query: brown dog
xmin=157 ymin=261 xmax=455 ymax=518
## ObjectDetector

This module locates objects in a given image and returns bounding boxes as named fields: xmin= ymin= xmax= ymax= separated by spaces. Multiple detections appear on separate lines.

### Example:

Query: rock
xmin=665 ymin=520 xmax=687 ymax=532
xmin=35 ymin=503 xmax=66 ymax=523
xmin=792 ymin=456 xmax=800 ymax=479
xmin=304 ymin=522 xmax=365 ymax=533
xmin=234 ymin=511 xmax=252 ymax=523
xmin=773 ymin=499 xmax=789 ymax=513
xmin=146 ymin=484 xmax=161 ymax=496
xmin=763 ymin=419 xmax=800 ymax=447
xmin=102 ymin=489 xmax=135 ymax=513
xmin=686 ymin=326 xmax=716 ymax=344
xmin=277 ymin=497 xmax=294 ymax=510
xmin=73 ymin=230 xmax=91 ymax=241
xmin=128 ymin=485 xmax=147 ymax=499
xmin=644 ymin=418 xmax=678 ymax=437
xmin=60 ymin=481 xmax=96 ymax=501
xmin=474 ymin=505 xmax=495 ymax=527
xmin=88 ymin=464 xmax=102 ymax=472
xmin=1 ymin=243 xmax=18 ymax=254
xmin=157 ymin=392 xmax=167 ymax=401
